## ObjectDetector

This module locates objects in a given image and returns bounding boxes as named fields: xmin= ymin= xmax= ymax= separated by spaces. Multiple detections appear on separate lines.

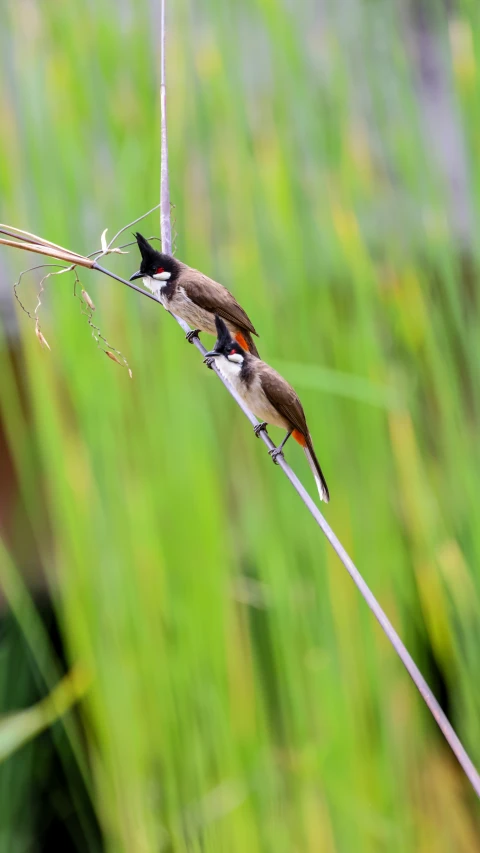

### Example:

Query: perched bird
xmin=204 ymin=316 xmax=330 ymax=503
xmin=130 ymin=233 xmax=260 ymax=356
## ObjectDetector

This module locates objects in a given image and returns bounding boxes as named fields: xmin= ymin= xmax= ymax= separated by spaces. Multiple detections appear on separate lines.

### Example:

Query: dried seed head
xmin=81 ymin=289 xmax=95 ymax=311
xmin=128 ymin=368 xmax=133 ymax=379
xmin=105 ymin=350 xmax=122 ymax=366
xmin=35 ymin=323 xmax=51 ymax=350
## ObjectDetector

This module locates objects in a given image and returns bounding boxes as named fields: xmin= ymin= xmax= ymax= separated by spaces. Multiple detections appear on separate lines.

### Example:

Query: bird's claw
xmin=186 ymin=328 xmax=201 ymax=344
xmin=253 ymin=422 xmax=268 ymax=437
xmin=203 ymin=356 xmax=215 ymax=369
xmin=269 ymin=447 xmax=284 ymax=465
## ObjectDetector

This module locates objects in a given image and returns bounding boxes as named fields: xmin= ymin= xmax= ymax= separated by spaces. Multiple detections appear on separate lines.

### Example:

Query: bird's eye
xmin=156 ymin=267 xmax=165 ymax=274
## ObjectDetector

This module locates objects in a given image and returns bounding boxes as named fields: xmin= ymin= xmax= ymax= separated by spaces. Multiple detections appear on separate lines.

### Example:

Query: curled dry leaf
xmin=98 ymin=228 xmax=128 ymax=255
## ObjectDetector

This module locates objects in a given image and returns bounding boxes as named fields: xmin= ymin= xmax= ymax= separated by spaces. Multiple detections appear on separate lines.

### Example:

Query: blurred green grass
xmin=1 ymin=0 xmax=480 ymax=850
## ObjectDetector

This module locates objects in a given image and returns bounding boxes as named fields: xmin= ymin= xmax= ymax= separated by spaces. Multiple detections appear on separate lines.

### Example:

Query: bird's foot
xmin=269 ymin=446 xmax=284 ymax=465
xmin=186 ymin=328 xmax=201 ymax=344
xmin=203 ymin=356 xmax=215 ymax=369
xmin=253 ymin=422 xmax=268 ymax=437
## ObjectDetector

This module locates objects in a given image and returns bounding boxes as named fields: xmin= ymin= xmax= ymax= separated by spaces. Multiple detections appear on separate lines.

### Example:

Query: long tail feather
xmin=304 ymin=443 xmax=330 ymax=503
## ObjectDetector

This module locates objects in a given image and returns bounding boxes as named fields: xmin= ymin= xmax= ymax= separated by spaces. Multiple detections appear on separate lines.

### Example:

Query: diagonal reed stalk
xmin=154 ymin=0 xmax=480 ymax=801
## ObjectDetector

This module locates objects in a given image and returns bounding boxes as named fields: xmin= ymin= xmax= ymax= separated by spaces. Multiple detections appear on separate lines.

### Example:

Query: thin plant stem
xmin=159 ymin=0 xmax=172 ymax=253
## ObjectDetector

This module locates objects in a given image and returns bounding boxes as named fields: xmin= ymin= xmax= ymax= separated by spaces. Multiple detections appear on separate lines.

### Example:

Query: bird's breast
xmin=216 ymin=364 xmax=290 ymax=430
xmin=243 ymin=376 xmax=290 ymax=429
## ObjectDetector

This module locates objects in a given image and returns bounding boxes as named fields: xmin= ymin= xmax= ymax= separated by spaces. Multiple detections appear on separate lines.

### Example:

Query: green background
xmin=1 ymin=0 xmax=480 ymax=849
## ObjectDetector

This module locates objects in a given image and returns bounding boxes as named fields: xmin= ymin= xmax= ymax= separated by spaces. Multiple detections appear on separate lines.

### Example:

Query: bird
xmin=129 ymin=233 xmax=260 ymax=356
xmin=204 ymin=316 xmax=330 ymax=503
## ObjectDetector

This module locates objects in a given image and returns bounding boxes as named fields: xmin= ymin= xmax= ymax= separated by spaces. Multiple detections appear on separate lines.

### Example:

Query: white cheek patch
xmin=228 ymin=353 xmax=244 ymax=364
xmin=152 ymin=271 xmax=171 ymax=281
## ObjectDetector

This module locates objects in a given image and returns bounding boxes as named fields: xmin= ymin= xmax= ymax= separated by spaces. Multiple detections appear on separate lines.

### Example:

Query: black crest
xmin=213 ymin=315 xmax=246 ymax=356
xmin=133 ymin=233 xmax=180 ymax=280
xmin=134 ymin=232 xmax=159 ymax=263
xmin=214 ymin=316 xmax=233 ymax=350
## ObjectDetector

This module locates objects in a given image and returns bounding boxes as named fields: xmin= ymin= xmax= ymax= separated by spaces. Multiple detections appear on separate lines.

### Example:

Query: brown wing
xmin=181 ymin=269 xmax=259 ymax=336
xmin=260 ymin=363 xmax=329 ymax=499
xmin=258 ymin=364 xmax=309 ymax=435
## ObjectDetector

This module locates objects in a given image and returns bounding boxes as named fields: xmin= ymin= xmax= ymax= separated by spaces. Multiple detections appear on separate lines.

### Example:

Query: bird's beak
xmin=203 ymin=350 xmax=220 ymax=361
xmin=129 ymin=270 xmax=143 ymax=281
